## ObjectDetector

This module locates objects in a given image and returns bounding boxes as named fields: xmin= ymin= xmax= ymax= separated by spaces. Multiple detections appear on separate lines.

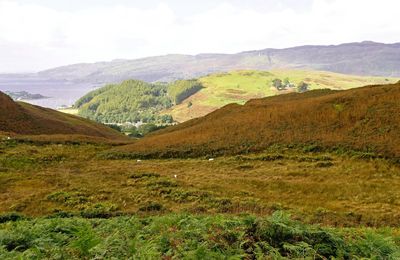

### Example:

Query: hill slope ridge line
xmin=113 ymin=82 xmax=400 ymax=158
xmin=0 ymin=91 xmax=128 ymax=142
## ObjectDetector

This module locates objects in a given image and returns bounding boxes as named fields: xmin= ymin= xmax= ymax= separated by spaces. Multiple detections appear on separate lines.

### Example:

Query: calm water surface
xmin=0 ymin=76 xmax=99 ymax=109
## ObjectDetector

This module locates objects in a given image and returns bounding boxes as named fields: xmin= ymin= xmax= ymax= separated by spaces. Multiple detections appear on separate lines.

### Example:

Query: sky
xmin=0 ymin=0 xmax=399 ymax=73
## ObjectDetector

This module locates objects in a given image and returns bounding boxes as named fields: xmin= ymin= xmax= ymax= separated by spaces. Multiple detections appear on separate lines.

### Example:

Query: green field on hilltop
xmin=70 ymin=69 xmax=398 ymax=124
xmin=165 ymin=70 xmax=398 ymax=122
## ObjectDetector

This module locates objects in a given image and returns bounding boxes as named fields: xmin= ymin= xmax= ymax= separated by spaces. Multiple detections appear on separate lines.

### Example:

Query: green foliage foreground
xmin=1 ymin=212 xmax=399 ymax=259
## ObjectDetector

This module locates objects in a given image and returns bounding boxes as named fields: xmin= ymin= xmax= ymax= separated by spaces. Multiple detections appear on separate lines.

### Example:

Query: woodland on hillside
xmin=73 ymin=70 xmax=398 ymax=125
xmin=75 ymin=79 xmax=204 ymax=124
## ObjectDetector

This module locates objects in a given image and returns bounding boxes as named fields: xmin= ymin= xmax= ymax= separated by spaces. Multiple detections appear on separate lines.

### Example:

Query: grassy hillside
xmin=1 ymin=139 xmax=400 ymax=258
xmin=1 ymin=116 xmax=400 ymax=258
xmin=73 ymin=70 xmax=398 ymax=124
xmin=0 ymin=92 xmax=128 ymax=143
xmin=165 ymin=70 xmax=398 ymax=122
xmin=113 ymin=82 xmax=400 ymax=159
xmin=1 ymin=140 xmax=400 ymax=225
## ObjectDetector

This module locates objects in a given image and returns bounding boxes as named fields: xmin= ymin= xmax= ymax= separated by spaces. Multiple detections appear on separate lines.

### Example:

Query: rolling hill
xmin=0 ymin=91 xmax=128 ymax=143
xmin=165 ymin=70 xmax=398 ymax=122
xmin=73 ymin=70 xmax=398 ymax=124
xmin=112 ymin=81 xmax=400 ymax=159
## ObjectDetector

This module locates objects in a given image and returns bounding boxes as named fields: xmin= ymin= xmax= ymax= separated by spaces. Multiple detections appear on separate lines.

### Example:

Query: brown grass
xmin=114 ymin=82 xmax=400 ymax=158
xmin=1 ymin=141 xmax=400 ymax=227
xmin=0 ymin=92 xmax=129 ymax=143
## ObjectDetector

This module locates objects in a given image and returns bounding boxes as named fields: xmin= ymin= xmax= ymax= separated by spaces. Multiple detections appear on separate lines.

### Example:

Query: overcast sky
xmin=1 ymin=0 xmax=399 ymax=72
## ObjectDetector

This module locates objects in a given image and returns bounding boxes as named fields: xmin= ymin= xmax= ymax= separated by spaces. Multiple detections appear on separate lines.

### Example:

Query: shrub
xmin=106 ymin=124 xmax=122 ymax=132
xmin=315 ymin=162 xmax=334 ymax=168
xmin=254 ymin=211 xmax=348 ymax=258
xmin=272 ymin=78 xmax=284 ymax=90
xmin=47 ymin=191 xmax=88 ymax=207
xmin=297 ymin=81 xmax=309 ymax=93
xmin=129 ymin=172 xmax=160 ymax=179
xmin=138 ymin=202 xmax=165 ymax=212
xmin=0 ymin=213 xmax=25 ymax=223
xmin=353 ymin=231 xmax=400 ymax=258
xmin=69 ymin=224 xmax=101 ymax=257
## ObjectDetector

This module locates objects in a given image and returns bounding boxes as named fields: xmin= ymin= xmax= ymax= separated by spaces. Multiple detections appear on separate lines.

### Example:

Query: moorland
xmin=1 ymin=80 xmax=400 ymax=258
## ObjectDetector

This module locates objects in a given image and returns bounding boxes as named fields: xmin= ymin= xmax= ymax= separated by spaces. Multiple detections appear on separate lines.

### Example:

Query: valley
xmin=1 ymin=81 xmax=400 ymax=258
xmin=72 ymin=69 xmax=398 ymax=124
xmin=2 ymin=1 xmax=400 ymax=258
xmin=2 ymin=40 xmax=400 ymax=111
xmin=164 ymin=70 xmax=398 ymax=122
xmin=112 ymin=82 xmax=400 ymax=159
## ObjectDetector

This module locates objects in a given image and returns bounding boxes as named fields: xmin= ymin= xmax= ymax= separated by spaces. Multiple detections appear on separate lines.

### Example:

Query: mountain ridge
xmin=2 ymin=41 xmax=399 ymax=84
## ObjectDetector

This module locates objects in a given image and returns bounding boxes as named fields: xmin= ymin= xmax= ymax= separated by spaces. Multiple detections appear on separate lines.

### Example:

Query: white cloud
xmin=0 ymin=0 xmax=399 ymax=72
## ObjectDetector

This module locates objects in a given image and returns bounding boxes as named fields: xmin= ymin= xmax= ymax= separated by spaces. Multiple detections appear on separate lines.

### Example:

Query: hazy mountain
xmin=36 ymin=41 xmax=400 ymax=84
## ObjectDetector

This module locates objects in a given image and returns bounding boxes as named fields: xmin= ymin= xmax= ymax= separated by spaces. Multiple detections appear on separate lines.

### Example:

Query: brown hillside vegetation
xmin=0 ymin=92 xmax=129 ymax=143
xmin=114 ymin=82 xmax=400 ymax=158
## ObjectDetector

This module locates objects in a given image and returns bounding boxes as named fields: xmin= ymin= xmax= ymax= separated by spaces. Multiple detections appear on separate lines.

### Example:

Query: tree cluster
xmin=75 ymin=79 xmax=203 ymax=125
xmin=168 ymin=79 xmax=203 ymax=105
xmin=272 ymin=78 xmax=309 ymax=93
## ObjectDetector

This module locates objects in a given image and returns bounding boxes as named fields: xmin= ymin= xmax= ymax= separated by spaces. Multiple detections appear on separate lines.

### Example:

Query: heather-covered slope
xmin=0 ymin=92 xmax=128 ymax=142
xmin=114 ymin=82 xmax=400 ymax=158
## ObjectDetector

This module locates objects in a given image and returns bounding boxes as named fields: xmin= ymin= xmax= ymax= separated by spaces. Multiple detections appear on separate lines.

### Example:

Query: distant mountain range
xmin=1 ymin=41 xmax=399 ymax=110
xmin=31 ymin=41 xmax=400 ymax=83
